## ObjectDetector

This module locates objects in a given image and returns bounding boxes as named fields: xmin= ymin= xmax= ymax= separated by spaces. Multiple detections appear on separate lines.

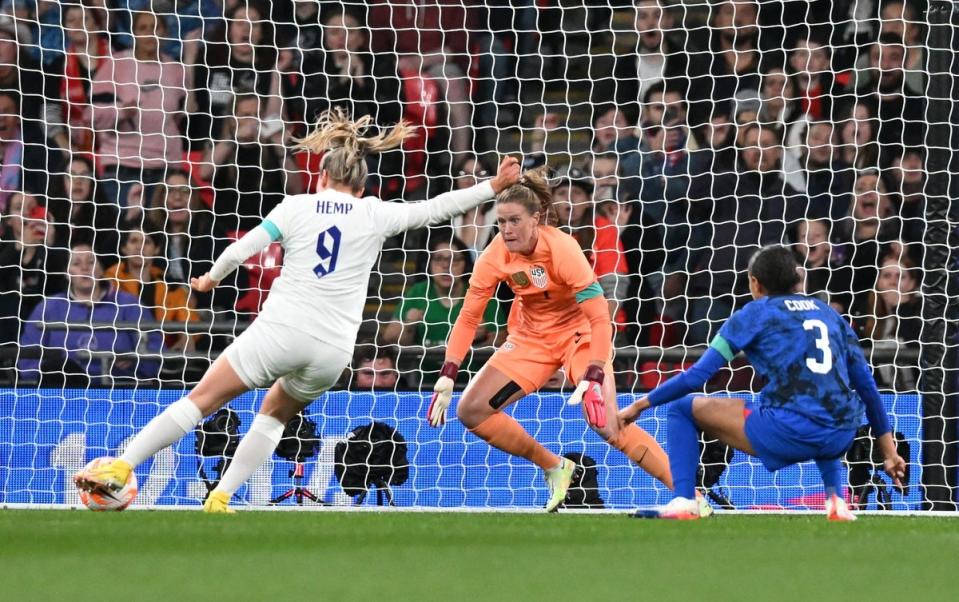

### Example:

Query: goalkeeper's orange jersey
xmin=446 ymin=225 xmax=611 ymax=365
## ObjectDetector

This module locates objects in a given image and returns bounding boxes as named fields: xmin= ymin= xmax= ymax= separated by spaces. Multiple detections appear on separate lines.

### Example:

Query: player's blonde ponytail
xmin=495 ymin=165 xmax=556 ymax=225
xmin=294 ymin=108 xmax=414 ymax=191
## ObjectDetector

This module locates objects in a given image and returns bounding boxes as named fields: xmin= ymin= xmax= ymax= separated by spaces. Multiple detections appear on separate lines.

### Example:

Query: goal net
xmin=0 ymin=0 xmax=954 ymax=511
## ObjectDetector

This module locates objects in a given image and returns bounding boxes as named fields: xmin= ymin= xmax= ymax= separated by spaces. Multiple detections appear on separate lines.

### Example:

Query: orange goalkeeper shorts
xmin=487 ymin=328 xmax=603 ymax=394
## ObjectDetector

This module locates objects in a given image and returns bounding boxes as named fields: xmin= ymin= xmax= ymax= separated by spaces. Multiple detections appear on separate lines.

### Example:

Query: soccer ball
xmin=77 ymin=457 xmax=138 ymax=511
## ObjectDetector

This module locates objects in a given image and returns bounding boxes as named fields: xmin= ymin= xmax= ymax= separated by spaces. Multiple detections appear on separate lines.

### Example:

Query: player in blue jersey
xmin=619 ymin=245 xmax=906 ymax=520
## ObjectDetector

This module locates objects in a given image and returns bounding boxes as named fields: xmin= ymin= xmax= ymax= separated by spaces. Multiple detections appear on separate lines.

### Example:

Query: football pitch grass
xmin=1 ymin=510 xmax=955 ymax=601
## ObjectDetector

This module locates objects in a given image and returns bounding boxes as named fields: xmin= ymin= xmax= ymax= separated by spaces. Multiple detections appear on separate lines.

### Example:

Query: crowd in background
xmin=0 ymin=0 xmax=933 ymax=393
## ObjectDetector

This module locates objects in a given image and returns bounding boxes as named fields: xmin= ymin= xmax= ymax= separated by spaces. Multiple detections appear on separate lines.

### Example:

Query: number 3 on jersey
xmin=803 ymin=319 xmax=833 ymax=374
xmin=314 ymin=225 xmax=341 ymax=278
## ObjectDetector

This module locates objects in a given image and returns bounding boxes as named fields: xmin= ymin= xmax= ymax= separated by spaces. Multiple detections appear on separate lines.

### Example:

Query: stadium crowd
xmin=0 ymin=0 xmax=929 ymax=393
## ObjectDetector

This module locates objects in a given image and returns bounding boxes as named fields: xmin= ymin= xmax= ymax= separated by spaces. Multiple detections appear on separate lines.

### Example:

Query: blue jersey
xmin=714 ymin=294 xmax=867 ymax=430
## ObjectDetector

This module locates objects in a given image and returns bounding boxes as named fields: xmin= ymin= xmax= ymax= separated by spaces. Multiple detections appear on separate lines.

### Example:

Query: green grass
xmin=0 ymin=510 xmax=955 ymax=601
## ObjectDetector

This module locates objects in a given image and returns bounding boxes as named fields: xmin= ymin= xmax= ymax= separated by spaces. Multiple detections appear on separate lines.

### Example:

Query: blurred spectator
xmin=788 ymin=34 xmax=836 ymax=121
xmin=50 ymin=156 xmax=122 ymax=260
xmin=879 ymin=0 xmax=923 ymax=93
xmin=587 ymin=152 xmax=620 ymax=192
xmin=352 ymin=346 xmax=399 ymax=390
xmin=470 ymin=3 xmax=537 ymax=135
xmin=146 ymin=169 xmax=244 ymax=324
xmin=792 ymin=218 xmax=851 ymax=308
xmin=89 ymin=10 xmax=187 ymax=207
xmin=527 ymin=111 xmax=559 ymax=156
xmin=591 ymin=193 xmax=630 ymax=327
xmin=621 ymin=82 xmax=690 ymax=200
xmin=0 ymin=197 xmax=68 ymax=345
xmin=892 ymin=148 xmax=924 ymax=207
xmin=891 ymin=148 xmax=925 ymax=246
xmin=47 ymin=2 xmax=110 ymax=153
xmin=789 ymin=120 xmax=854 ymax=220
xmin=630 ymin=94 xmax=691 ymax=197
xmin=379 ymin=235 xmax=503 ymax=370
xmin=1 ymin=0 xmax=66 ymax=66
xmin=551 ymin=167 xmax=593 ymax=231
xmin=858 ymin=254 xmax=922 ymax=390
xmin=18 ymin=242 xmax=163 ymax=384
xmin=736 ymin=124 xmax=805 ymax=224
xmin=370 ymin=0 xmax=477 ymax=158
xmin=689 ymin=104 xmax=736 ymax=181
xmin=204 ymin=93 xmax=302 ymax=236
xmin=668 ymin=125 xmax=798 ymax=343
xmin=757 ymin=68 xmax=807 ymax=193
xmin=145 ymin=169 xmax=212 ymax=284
xmin=758 ymin=67 xmax=800 ymax=132
xmin=112 ymin=0 xmax=221 ymax=60
xmin=275 ymin=0 xmax=323 ymax=60
xmin=449 ymin=154 xmax=495 ymax=257
xmin=294 ymin=6 xmax=400 ymax=128
xmin=636 ymin=82 xmax=689 ymax=147
xmin=0 ymin=88 xmax=63 ymax=206
xmin=611 ymin=0 xmax=703 ymax=124
xmin=0 ymin=188 xmax=35 ymax=241
xmin=853 ymin=32 xmax=925 ymax=162
xmin=835 ymin=100 xmax=880 ymax=169
xmin=289 ymin=5 xmax=403 ymax=194
xmin=695 ymin=1 xmax=764 ymax=128
xmin=188 ymin=2 xmax=283 ymax=144
xmin=0 ymin=20 xmax=54 ymax=125
xmin=591 ymin=104 xmax=639 ymax=155
xmin=832 ymin=169 xmax=904 ymax=313
xmin=620 ymin=94 xmax=691 ymax=298
xmin=103 ymin=228 xmax=198 ymax=351
xmin=555 ymin=174 xmax=630 ymax=328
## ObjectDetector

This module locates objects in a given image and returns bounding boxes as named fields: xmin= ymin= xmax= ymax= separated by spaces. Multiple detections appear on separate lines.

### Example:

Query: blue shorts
xmin=743 ymin=401 xmax=856 ymax=471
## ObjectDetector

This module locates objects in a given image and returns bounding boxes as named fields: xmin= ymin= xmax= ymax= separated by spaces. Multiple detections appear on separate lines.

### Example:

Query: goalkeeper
xmin=427 ymin=167 xmax=674 ymax=512
xmin=619 ymin=245 xmax=906 ymax=520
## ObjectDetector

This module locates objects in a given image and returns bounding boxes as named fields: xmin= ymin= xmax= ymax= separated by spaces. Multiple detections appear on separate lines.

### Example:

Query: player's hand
xmin=568 ymin=364 xmax=606 ymax=429
xmin=618 ymin=396 xmax=650 ymax=425
xmin=427 ymin=361 xmax=458 ymax=427
xmin=190 ymin=273 xmax=219 ymax=293
xmin=489 ymin=156 xmax=521 ymax=194
xmin=884 ymin=454 xmax=907 ymax=490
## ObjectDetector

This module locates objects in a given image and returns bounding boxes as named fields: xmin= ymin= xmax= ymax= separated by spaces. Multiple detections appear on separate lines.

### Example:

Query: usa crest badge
xmin=530 ymin=265 xmax=548 ymax=288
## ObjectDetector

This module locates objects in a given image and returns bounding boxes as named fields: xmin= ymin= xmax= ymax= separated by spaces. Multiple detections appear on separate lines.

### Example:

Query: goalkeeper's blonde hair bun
xmin=496 ymin=165 xmax=556 ymax=225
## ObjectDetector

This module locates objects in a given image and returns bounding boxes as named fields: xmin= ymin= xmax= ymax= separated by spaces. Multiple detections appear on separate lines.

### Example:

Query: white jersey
xmin=209 ymin=181 xmax=496 ymax=353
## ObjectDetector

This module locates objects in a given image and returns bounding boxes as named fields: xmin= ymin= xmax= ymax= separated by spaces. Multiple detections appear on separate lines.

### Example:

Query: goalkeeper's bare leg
xmin=204 ymin=381 xmax=306 ymax=513
xmin=456 ymin=363 xmax=574 ymax=512
xmin=567 ymin=348 xmax=674 ymax=490
xmin=74 ymin=356 xmax=250 ymax=493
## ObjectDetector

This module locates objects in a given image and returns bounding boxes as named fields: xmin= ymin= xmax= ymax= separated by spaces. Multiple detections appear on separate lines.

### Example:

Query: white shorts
xmin=223 ymin=318 xmax=351 ymax=403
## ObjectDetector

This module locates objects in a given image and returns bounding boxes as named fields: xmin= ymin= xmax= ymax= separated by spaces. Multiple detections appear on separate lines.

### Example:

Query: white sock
xmin=119 ymin=397 xmax=203 ymax=467
xmin=214 ymin=414 xmax=285 ymax=496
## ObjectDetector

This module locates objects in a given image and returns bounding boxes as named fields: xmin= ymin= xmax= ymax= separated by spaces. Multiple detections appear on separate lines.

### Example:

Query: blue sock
xmin=816 ymin=457 xmax=844 ymax=498
xmin=667 ymin=395 xmax=699 ymax=499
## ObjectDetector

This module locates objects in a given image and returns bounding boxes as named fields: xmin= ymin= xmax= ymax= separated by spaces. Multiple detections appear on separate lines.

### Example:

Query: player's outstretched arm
xmin=847 ymin=344 xmax=906 ymax=488
xmin=566 ymin=294 xmax=614 ymax=428
xmin=618 ymin=342 xmax=729 ymax=424
xmin=192 ymin=226 xmax=275 ymax=293
xmin=426 ymin=286 xmax=494 ymax=427
xmin=377 ymin=157 xmax=521 ymax=237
